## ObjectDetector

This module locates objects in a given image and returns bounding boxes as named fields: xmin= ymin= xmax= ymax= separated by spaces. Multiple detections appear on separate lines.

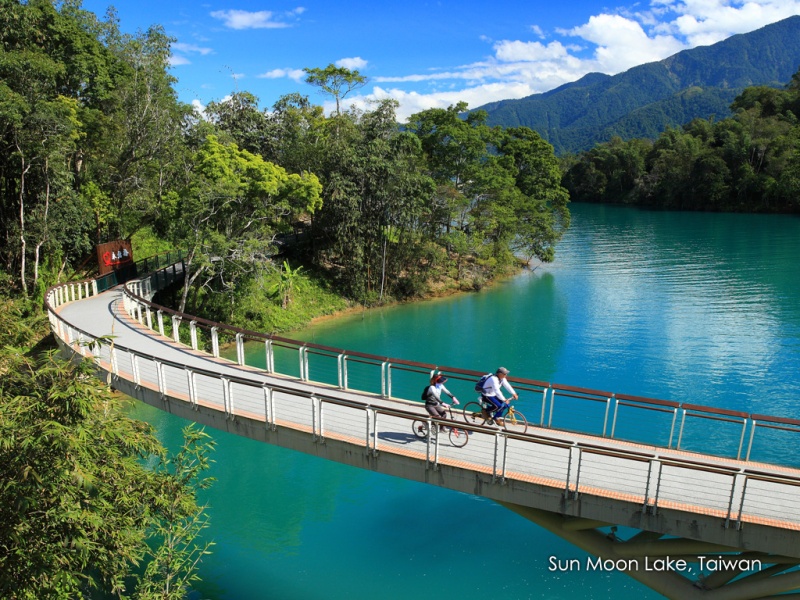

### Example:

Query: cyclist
xmin=480 ymin=367 xmax=518 ymax=425
xmin=424 ymin=374 xmax=460 ymax=431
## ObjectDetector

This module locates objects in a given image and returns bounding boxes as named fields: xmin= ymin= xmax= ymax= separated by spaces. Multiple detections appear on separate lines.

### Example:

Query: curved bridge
xmin=46 ymin=255 xmax=800 ymax=600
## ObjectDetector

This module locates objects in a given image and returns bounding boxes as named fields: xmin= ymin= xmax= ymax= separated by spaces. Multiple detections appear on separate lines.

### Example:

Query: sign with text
xmin=96 ymin=240 xmax=133 ymax=275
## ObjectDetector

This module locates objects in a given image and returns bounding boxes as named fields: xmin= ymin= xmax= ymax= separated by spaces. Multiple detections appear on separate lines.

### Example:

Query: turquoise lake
xmin=130 ymin=202 xmax=800 ymax=599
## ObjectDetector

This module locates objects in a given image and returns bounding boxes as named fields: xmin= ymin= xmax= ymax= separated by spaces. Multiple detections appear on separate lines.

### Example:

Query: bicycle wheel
xmin=412 ymin=420 xmax=429 ymax=439
xmin=461 ymin=401 xmax=490 ymax=427
xmin=448 ymin=426 xmax=469 ymax=447
xmin=502 ymin=409 xmax=528 ymax=435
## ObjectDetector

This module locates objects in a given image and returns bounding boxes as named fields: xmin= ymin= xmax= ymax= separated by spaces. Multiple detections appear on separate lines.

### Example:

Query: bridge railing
xmin=45 ymin=287 xmax=800 ymax=532
xmin=113 ymin=259 xmax=800 ymax=468
xmin=46 ymin=256 xmax=799 ymax=468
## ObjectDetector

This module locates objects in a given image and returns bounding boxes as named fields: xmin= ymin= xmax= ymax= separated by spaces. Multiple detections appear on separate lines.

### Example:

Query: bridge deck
xmin=51 ymin=282 xmax=800 ymax=559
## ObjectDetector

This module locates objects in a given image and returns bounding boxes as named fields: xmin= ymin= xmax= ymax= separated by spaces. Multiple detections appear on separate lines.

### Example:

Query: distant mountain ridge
xmin=475 ymin=15 xmax=800 ymax=154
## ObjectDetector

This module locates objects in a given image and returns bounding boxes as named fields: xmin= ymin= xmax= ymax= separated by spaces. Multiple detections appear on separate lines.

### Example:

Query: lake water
xmin=130 ymin=203 xmax=800 ymax=599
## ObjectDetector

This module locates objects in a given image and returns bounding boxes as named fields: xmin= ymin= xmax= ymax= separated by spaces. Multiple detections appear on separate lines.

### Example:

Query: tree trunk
xmin=17 ymin=148 xmax=31 ymax=295
xmin=179 ymin=251 xmax=204 ymax=314
xmin=33 ymin=158 xmax=52 ymax=289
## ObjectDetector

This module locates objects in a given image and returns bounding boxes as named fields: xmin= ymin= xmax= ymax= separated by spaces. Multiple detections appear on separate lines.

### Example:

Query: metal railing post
xmin=667 ymin=407 xmax=678 ymax=448
xmin=298 ymin=346 xmax=305 ymax=380
xmin=155 ymin=360 xmax=166 ymax=398
xmin=499 ymin=435 xmax=509 ymax=483
xmin=190 ymin=321 xmax=198 ymax=350
xmin=264 ymin=339 xmax=274 ymax=373
xmin=610 ymin=394 xmax=621 ymax=439
xmin=131 ymin=354 xmax=140 ymax=386
xmin=725 ymin=471 xmax=745 ymax=528
xmin=736 ymin=417 xmax=747 ymax=460
xmin=211 ymin=327 xmax=219 ymax=358
xmin=676 ymin=408 xmax=687 ymax=449
xmin=186 ymin=368 xmax=197 ymax=408
xmin=263 ymin=385 xmax=275 ymax=429
xmin=571 ymin=447 xmax=583 ymax=499
xmin=110 ymin=346 xmax=118 ymax=376
xmin=602 ymin=395 xmax=612 ymax=437
xmin=221 ymin=377 xmax=233 ymax=418
xmin=651 ymin=460 xmax=664 ymax=515
xmin=745 ymin=420 xmax=758 ymax=461
xmin=171 ymin=315 xmax=181 ymax=343
xmin=735 ymin=476 xmax=749 ymax=530
xmin=493 ymin=433 xmax=502 ymax=481
xmin=236 ymin=333 xmax=245 ymax=365
xmin=371 ymin=410 xmax=379 ymax=456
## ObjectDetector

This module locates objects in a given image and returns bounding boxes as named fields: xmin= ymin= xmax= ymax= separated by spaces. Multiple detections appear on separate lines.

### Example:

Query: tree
xmin=310 ymin=99 xmax=435 ymax=301
xmin=499 ymin=127 xmax=571 ymax=262
xmin=167 ymin=135 xmax=322 ymax=315
xmin=271 ymin=260 xmax=304 ymax=309
xmin=408 ymin=103 xmax=571 ymax=269
xmin=303 ymin=64 xmax=367 ymax=116
xmin=0 ymin=346 xmax=215 ymax=599
xmin=205 ymin=91 xmax=270 ymax=156
xmin=0 ymin=0 xmax=190 ymax=294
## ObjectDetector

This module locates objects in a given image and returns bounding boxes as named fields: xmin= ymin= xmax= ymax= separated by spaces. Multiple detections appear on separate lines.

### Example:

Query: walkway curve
xmin=45 ymin=257 xmax=800 ymax=592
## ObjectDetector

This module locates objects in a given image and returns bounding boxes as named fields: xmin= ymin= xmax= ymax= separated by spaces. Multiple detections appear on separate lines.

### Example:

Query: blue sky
xmin=81 ymin=0 xmax=800 ymax=121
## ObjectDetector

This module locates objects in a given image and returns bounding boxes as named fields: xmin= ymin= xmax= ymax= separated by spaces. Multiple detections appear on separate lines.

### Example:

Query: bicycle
xmin=461 ymin=397 xmax=528 ymax=434
xmin=412 ymin=405 xmax=469 ymax=448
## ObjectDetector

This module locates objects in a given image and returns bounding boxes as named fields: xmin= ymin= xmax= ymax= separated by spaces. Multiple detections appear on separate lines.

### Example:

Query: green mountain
xmin=476 ymin=15 xmax=800 ymax=154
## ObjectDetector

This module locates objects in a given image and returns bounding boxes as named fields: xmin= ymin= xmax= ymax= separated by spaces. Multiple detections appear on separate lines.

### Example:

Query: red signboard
xmin=96 ymin=240 xmax=133 ymax=275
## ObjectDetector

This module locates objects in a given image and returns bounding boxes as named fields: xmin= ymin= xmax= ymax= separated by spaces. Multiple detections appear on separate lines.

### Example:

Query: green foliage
xmin=562 ymin=68 xmax=800 ymax=212
xmin=270 ymin=260 xmax=304 ymax=309
xmin=408 ymin=103 xmax=570 ymax=267
xmin=231 ymin=265 xmax=349 ymax=334
xmin=167 ymin=134 xmax=322 ymax=313
xmin=478 ymin=16 xmax=800 ymax=154
xmin=0 ymin=343 xmax=215 ymax=599
xmin=0 ymin=0 xmax=191 ymax=295
xmin=303 ymin=64 xmax=367 ymax=115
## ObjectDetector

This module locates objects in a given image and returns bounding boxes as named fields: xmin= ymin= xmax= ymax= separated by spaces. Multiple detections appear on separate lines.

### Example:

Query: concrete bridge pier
xmin=501 ymin=502 xmax=800 ymax=599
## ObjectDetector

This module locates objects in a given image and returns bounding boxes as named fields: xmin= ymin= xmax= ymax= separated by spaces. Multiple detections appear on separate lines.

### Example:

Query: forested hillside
xmin=561 ymin=70 xmax=800 ymax=211
xmin=0 ymin=0 xmax=571 ymax=596
xmin=476 ymin=16 xmax=800 ymax=154
xmin=1 ymin=2 xmax=570 ymax=325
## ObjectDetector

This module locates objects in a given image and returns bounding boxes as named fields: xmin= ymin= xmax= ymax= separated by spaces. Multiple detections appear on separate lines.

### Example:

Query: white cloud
xmin=567 ymin=14 xmax=686 ymax=72
xmin=258 ymin=68 xmax=306 ymax=82
xmin=210 ymin=8 xmax=304 ymax=29
xmin=336 ymin=56 xmax=368 ymax=70
xmin=172 ymin=42 xmax=213 ymax=56
xmin=170 ymin=42 xmax=213 ymax=67
xmin=344 ymin=82 xmax=538 ymax=122
xmin=169 ymin=55 xmax=192 ymax=66
xmin=360 ymin=1 xmax=800 ymax=121
xmin=192 ymin=99 xmax=207 ymax=119
xmin=494 ymin=40 xmax=572 ymax=62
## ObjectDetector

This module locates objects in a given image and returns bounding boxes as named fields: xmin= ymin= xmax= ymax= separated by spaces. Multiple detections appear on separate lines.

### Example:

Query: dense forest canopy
xmin=1 ymin=0 xmax=571 ymax=323
xmin=3 ymin=1 xmax=800 ymax=596
xmin=0 ymin=2 xmax=572 ymax=594
xmin=562 ymin=69 xmax=800 ymax=212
